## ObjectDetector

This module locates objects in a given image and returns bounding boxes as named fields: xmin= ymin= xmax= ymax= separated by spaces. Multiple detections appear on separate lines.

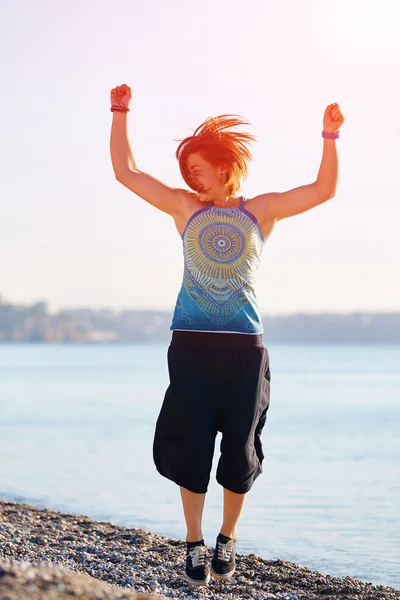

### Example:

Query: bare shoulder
xmin=244 ymin=193 xmax=280 ymax=214
xmin=244 ymin=193 xmax=279 ymax=242
xmin=172 ymin=190 xmax=205 ymax=237
xmin=177 ymin=189 xmax=204 ymax=217
xmin=244 ymin=193 xmax=280 ymax=224
xmin=115 ymin=167 xmax=199 ymax=218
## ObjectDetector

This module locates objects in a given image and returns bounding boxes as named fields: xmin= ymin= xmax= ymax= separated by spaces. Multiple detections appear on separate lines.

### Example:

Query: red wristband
xmin=111 ymin=106 xmax=130 ymax=113
xmin=322 ymin=131 xmax=339 ymax=139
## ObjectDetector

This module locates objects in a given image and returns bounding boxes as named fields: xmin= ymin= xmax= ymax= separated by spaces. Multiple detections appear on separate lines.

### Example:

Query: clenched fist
xmin=110 ymin=84 xmax=132 ymax=111
xmin=323 ymin=103 xmax=345 ymax=134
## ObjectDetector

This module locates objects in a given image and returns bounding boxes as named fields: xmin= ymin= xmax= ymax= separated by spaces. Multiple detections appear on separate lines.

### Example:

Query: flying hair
xmin=174 ymin=114 xmax=257 ymax=197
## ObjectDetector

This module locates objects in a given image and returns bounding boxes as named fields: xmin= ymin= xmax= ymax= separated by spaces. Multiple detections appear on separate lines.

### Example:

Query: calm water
xmin=0 ymin=342 xmax=399 ymax=589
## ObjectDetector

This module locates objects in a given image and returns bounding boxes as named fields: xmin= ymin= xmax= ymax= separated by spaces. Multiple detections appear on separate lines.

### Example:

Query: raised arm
xmin=110 ymin=111 xmax=137 ymax=175
xmin=252 ymin=103 xmax=345 ymax=222
xmin=110 ymin=84 xmax=184 ymax=217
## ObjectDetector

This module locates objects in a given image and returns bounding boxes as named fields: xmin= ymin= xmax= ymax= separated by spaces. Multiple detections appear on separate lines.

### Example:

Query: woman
xmin=110 ymin=84 xmax=344 ymax=587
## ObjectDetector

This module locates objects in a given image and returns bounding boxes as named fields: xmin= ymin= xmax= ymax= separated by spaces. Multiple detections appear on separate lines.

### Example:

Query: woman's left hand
xmin=323 ymin=103 xmax=345 ymax=134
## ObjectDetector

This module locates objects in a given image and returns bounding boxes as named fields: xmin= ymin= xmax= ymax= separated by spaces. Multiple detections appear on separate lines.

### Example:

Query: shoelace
xmin=217 ymin=539 xmax=236 ymax=562
xmin=188 ymin=545 xmax=208 ymax=568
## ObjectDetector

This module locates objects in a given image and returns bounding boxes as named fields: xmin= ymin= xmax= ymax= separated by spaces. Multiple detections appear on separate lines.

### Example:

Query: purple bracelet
xmin=322 ymin=131 xmax=339 ymax=139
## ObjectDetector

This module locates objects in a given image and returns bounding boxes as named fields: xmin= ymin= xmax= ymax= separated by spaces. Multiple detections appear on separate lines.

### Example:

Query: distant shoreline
xmin=0 ymin=500 xmax=399 ymax=599
xmin=1 ymin=340 xmax=400 ymax=345
xmin=1 ymin=295 xmax=400 ymax=343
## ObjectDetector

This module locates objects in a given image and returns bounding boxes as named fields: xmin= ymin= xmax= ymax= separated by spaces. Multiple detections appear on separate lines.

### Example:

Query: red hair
xmin=175 ymin=114 xmax=257 ymax=197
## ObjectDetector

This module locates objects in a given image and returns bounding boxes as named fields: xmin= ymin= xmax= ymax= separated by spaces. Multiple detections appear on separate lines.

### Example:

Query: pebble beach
xmin=0 ymin=500 xmax=399 ymax=600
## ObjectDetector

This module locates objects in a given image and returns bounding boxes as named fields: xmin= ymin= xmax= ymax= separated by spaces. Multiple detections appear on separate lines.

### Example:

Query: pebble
xmin=1 ymin=500 xmax=399 ymax=600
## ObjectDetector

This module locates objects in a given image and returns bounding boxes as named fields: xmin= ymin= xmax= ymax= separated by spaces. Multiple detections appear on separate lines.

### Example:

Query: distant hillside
xmin=0 ymin=295 xmax=399 ymax=344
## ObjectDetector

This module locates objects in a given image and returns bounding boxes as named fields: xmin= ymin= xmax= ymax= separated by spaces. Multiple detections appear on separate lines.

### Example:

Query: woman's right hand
xmin=110 ymin=84 xmax=132 ymax=111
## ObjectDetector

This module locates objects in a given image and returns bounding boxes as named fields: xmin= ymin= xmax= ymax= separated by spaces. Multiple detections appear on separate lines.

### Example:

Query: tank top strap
xmin=240 ymin=195 xmax=246 ymax=208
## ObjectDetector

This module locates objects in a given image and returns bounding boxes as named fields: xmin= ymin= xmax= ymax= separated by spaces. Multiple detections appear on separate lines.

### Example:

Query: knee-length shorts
xmin=152 ymin=331 xmax=271 ymax=494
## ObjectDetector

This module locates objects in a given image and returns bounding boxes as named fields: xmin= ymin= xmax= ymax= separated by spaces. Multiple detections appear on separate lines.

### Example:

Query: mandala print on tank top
xmin=179 ymin=201 xmax=264 ymax=327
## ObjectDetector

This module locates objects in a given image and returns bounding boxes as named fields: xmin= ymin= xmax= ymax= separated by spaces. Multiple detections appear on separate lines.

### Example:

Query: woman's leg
xmin=180 ymin=486 xmax=207 ymax=542
xmin=220 ymin=487 xmax=247 ymax=538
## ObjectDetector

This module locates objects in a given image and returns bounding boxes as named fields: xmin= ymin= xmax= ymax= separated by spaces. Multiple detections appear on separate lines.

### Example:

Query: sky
xmin=1 ymin=0 xmax=399 ymax=316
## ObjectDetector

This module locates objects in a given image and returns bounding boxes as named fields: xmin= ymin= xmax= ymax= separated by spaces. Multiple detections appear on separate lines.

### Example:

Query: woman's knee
xmin=215 ymin=445 xmax=263 ymax=494
xmin=153 ymin=433 xmax=215 ymax=493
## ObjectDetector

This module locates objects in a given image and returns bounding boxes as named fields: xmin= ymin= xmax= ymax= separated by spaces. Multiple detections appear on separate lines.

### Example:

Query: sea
xmin=0 ymin=342 xmax=399 ymax=589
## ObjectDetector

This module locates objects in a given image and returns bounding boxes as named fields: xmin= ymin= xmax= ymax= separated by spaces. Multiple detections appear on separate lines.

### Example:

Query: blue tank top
xmin=170 ymin=196 xmax=265 ymax=334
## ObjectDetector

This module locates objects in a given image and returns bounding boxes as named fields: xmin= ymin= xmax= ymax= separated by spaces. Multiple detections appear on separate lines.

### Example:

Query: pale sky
xmin=1 ymin=0 xmax=399 ymax=315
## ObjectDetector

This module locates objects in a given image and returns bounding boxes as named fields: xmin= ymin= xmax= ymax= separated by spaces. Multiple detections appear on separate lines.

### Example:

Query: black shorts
xmin=152 ymin=330 xmax=271 ymax=494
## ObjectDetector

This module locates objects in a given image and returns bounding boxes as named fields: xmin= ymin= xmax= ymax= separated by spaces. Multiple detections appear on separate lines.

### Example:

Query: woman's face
xmin=186 ymin=152 xmax=224 ymax=202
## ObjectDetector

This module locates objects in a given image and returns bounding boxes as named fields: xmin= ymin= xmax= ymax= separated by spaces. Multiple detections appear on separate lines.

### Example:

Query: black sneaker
xmin=210 ymin=533 xmax=237 ymax=580
xmin=184 ymin=540 xmax=210 ymax=586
